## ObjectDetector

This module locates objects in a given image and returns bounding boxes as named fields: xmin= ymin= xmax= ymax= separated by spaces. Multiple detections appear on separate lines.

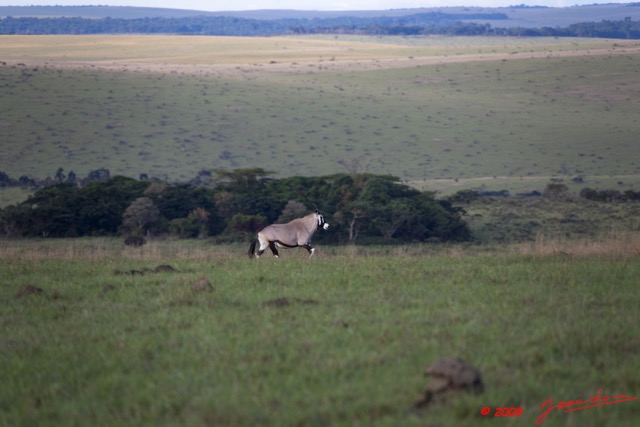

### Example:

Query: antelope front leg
xmin=304 ymin=243 xmax=316 ymax=259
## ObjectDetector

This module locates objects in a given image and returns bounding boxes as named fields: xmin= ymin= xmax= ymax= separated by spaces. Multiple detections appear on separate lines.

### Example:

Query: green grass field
xmin=1 ymin=35 xmax=640 ymax=198
xmin=1 ymin=238 xmax=639 ymax=426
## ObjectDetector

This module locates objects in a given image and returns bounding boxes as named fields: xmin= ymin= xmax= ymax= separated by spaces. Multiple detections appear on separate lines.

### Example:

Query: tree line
xmin=1 ymin=167 xmax=112 ymax=189
xmin=2 ymin=13 xmax=640 ymax=39
xmin=0 ymin=168 xmax=470 ymax=244
xmin=451 ymin=184 xmax=640 ymax=203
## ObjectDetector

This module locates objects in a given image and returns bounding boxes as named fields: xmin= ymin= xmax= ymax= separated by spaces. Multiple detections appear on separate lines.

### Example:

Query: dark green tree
xmin=150 ymin=184 xmax=217 ymax=220
xmin=76 ymin=176 xmax=149 ymax=235
xmin=0 ymin=204 xmax=32 ymax=237
xmin=0 ymin=171 xmax=17 ymax=187
xmin=20 ymin=183 xmax=79 ymax=237
xmin=143 ymin=183 xmax=225 ymax=237
xmin=54 ymin=168 xmax=66 ymax=183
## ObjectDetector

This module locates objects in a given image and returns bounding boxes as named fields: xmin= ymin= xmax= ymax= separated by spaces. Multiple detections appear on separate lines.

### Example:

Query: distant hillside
xmin=467 ymin=3 xmax=640 ymax=28
xmin=2 ymin=4 xmax=640 ymax=28
xmin=0 ymin=6 xmax=212 ymax=19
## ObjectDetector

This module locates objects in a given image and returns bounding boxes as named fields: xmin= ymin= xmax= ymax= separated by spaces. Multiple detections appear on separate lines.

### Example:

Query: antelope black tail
xmin=248 ymin=239 xmax=257 ymax=259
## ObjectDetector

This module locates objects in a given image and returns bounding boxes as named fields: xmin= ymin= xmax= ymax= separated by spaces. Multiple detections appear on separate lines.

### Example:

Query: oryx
xmin=248 ymin=210 xmax=329 ymax=259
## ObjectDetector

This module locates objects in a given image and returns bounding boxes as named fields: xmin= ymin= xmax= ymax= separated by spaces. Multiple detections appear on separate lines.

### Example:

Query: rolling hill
xmin=2 ymin=4 xmax=640 ymax=28
xmin=1 ymin=35 xmax=639 ymax=199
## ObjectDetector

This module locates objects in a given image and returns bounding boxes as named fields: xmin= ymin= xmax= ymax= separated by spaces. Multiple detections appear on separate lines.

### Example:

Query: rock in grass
xmin=414 ymin=357 xmax=484 ymax=409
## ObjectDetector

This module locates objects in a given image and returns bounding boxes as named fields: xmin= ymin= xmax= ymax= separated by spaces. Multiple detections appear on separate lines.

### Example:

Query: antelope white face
xmin=316 ymin=212 xmax=329 ymax=230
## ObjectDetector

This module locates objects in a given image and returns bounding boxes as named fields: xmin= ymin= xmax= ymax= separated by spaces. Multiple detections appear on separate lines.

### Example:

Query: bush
xmin=580 ymin=187 xmax=639 ymax=202
xmin=449 ymin=189 xmax=480 ymax=203
xmin=543 ymin=183 xmax=570 ymax=199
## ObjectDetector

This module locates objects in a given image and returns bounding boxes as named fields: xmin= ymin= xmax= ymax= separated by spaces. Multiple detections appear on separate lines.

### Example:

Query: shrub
xmin=449 ymin=189 xmax=480 ymax=203
xmin=543 ymin=183 xmax=570 ymax=199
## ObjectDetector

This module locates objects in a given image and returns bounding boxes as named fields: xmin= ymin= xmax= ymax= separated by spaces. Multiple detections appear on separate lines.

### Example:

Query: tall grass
xmin=517 ymin=231 xmax=640 ymax=258
xmin=2 ymin=232 xmax=639 ymax=261
xmin=0 ymin=238 xmax=239 ymax=261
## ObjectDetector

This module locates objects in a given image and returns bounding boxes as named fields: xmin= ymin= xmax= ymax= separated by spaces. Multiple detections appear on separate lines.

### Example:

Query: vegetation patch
xmin=0 ymin=171 xmax=470 ymax=244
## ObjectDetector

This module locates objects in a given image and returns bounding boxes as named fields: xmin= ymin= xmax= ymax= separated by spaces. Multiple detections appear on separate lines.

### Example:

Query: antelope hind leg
xmin=256 ymin=239 xmax=270 ymax=258
xmin=268 ymin=241 xmax=280 ymax=258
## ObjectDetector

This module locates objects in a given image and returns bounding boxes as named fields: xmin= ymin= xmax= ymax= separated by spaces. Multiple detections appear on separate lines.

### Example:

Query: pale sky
xmin=1 ymin=1 xmax=632 ymax=12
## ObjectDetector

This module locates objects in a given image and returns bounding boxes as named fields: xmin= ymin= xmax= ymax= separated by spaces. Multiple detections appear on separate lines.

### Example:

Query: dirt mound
xmin=114 ymin=264 xmax=179 ymax=276
xmin=192 ymin=277 xmax=213 ymax=292
xmin=414 ymin=356 xmax=484 ymax=409
xmin=154 ymin=264 xmax=178 ymax=273
xmin=114 ymin=268 xmax=147 ymax=276
xmin=262 ymin=297 xmax=319 ymax=307
xmin=15 ymin=284 xmax=45 ymax=298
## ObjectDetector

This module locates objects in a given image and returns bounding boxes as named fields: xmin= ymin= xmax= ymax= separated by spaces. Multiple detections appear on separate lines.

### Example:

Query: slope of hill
xmin=468 ymin=4 xmax=640 ymax=28
xmin=0 ymin=6 xmax=212 ymax=19
xmin=1 ymin=35 xmax=639 ymax=199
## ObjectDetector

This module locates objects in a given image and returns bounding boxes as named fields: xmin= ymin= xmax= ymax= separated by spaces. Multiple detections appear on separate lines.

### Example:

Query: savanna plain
xmin=1 ymin=35 xmax=640 ymax=426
